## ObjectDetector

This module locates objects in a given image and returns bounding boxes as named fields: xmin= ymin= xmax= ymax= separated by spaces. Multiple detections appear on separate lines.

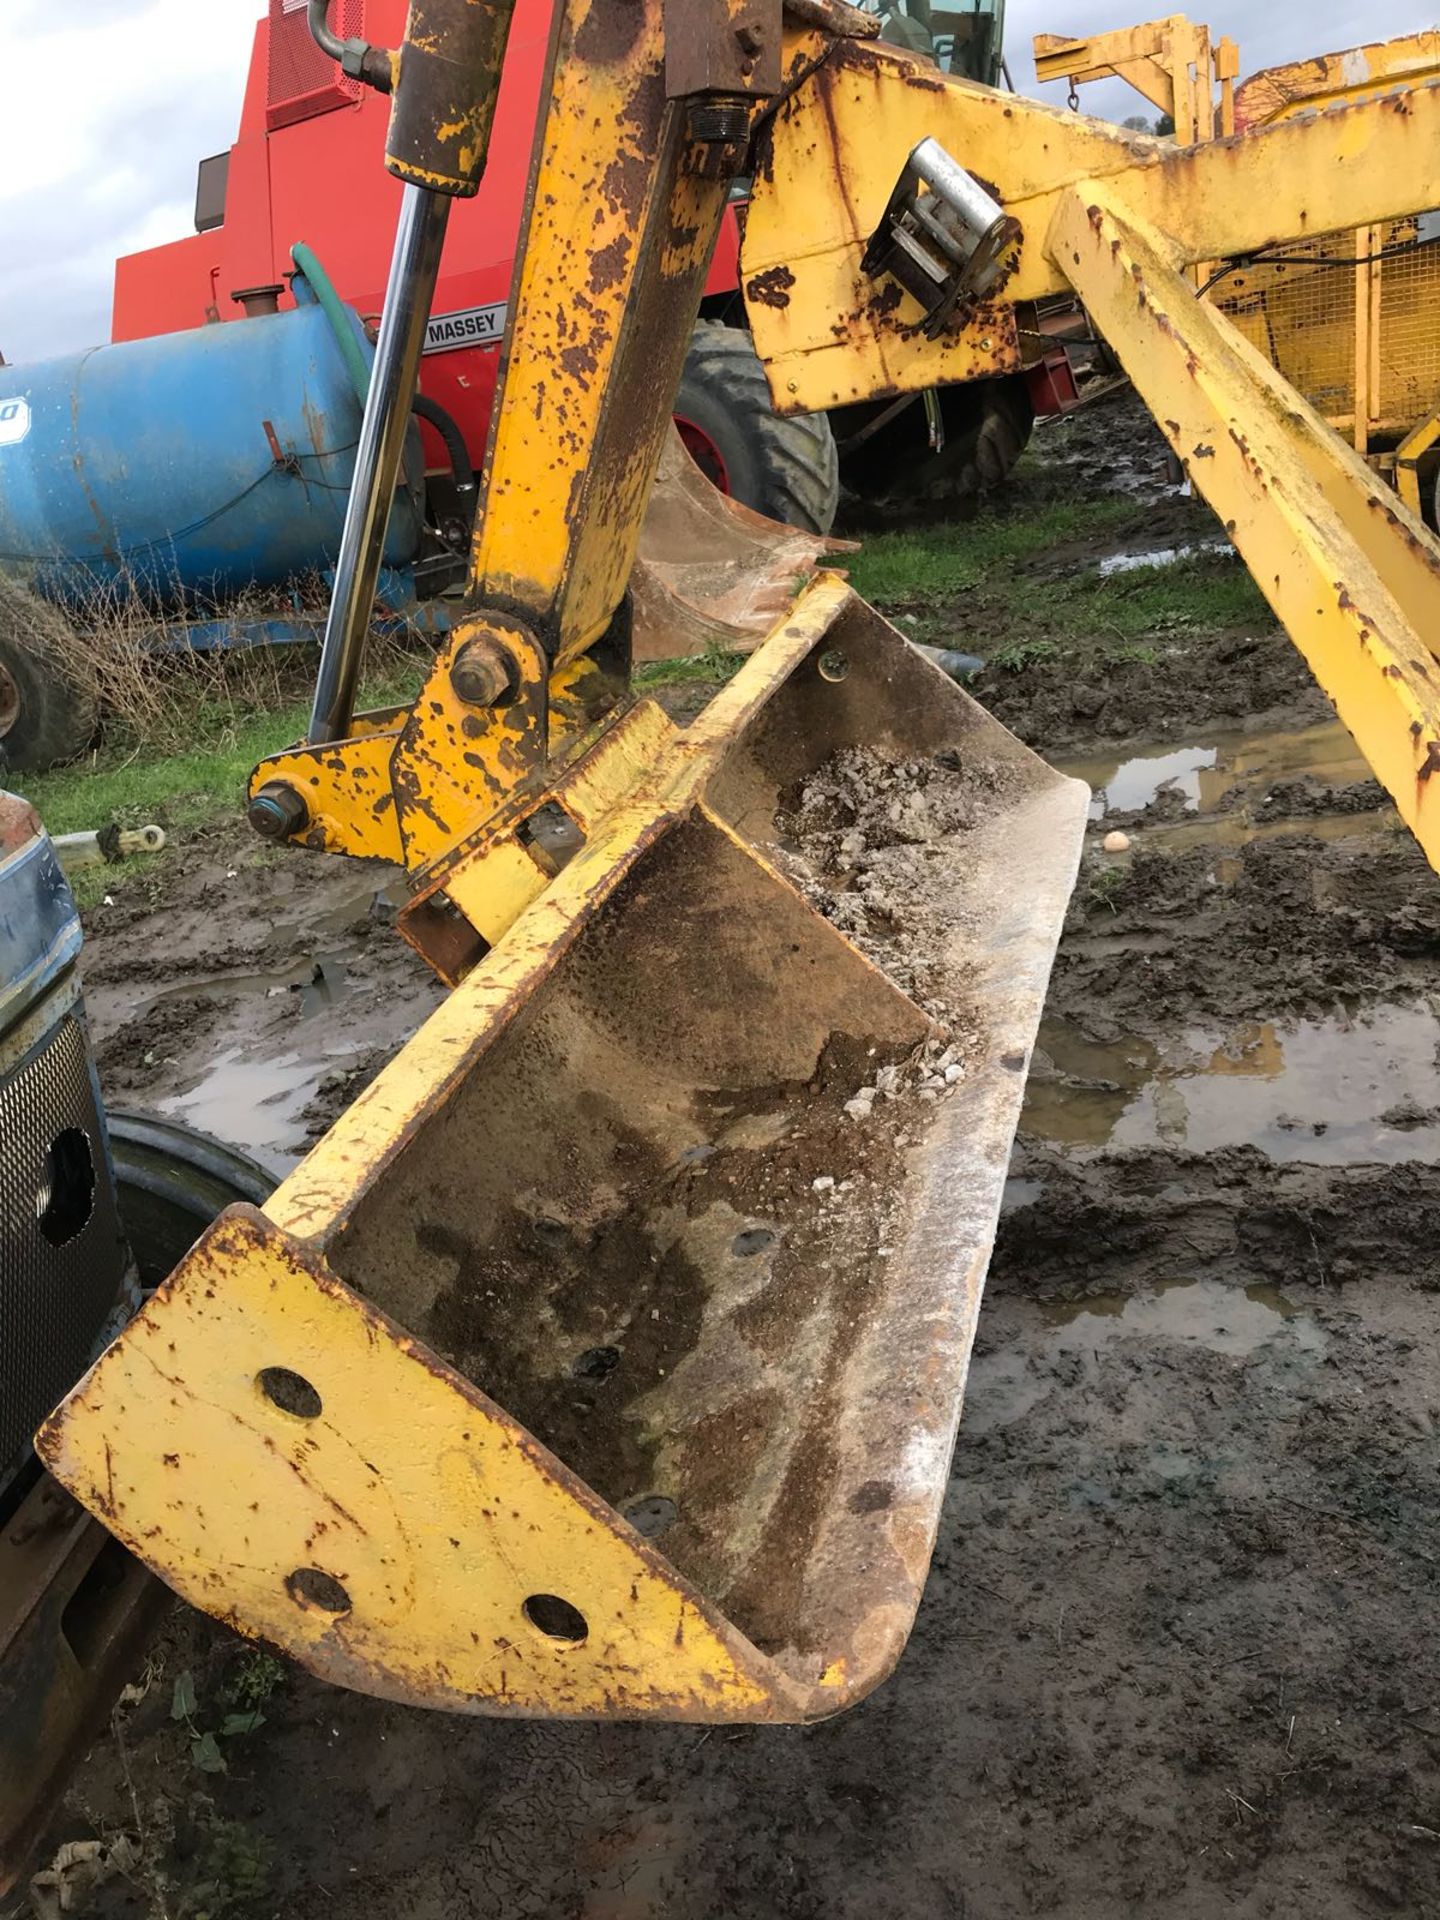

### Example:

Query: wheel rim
xmin=0 ymin=660 xmax=19 ymax=741
xmin=673 ymin=414 xmax=731 ymax=495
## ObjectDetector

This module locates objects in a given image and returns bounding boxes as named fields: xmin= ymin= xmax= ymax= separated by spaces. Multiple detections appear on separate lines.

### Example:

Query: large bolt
xmin=451 ymin=637 xmax=518 ymax=708
xmin=247 ymin=781 xmax=310 ymax=842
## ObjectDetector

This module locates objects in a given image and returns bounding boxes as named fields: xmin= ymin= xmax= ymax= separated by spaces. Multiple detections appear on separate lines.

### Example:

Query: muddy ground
xmin=19 ymin=394 xmax=1440 ymax=1919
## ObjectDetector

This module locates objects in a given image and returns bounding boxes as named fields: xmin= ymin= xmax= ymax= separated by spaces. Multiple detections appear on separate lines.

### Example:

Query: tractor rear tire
xmin=674 ymin=323 xmax=840 ymax=535
xmin=0 ymin=581 xmax=98 ymax=772
xmin=835 ymin=374 xmax=1035 ymax=503
xmin=108 ymin=1111 xmax=275 ymax=1289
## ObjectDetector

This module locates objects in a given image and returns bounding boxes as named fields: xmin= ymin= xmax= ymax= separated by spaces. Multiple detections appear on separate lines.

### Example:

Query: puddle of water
xmin=140 ymin=953 xmax=351 ymax=1019
xmin=158 ymin=1048 xmax=317 ymax=1166
xmin=1044 ymin=1276 xmax=1325 ymax=1356
xmin=1064 ymin=720 xmax=1373 ymax=821
xmin=1143 ymin=807 xmax=1396 ymax=859
xmin=1001 ymin=1175 xmax=1044 ymax=1214
xmin=1023 ymin=1003 xmax=1440 ymax=1165
xmin=1066 ymin=743 xmax=1218 ymax=817
xmin=963 ymin=1277 xmax=1324 ymax=1435
xmin=1096 ymin=541 xmax=1232 ymax=576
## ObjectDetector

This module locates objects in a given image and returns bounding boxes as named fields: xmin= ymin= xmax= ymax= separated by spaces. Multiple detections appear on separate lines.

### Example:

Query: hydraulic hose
xmin=291 ymin=244 xmax=473 ymax=499
xmin=411 ymin=393 xmax=476 ymax=498
xmin=290 ymin=242 xmax=372 ymax=407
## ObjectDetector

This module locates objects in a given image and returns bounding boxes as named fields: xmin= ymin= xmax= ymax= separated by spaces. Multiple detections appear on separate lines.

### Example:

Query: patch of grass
xmin=844 ymin=497 xmax=1141 ymax=603
xmin=844 ymin=501 xmax=1271 ymax=667
xmin=989 ymin=637 xmax=1061 ymax=673
xmin=14 ymin=661 xmax=423 ymax=840
xmin=633 ymin=643 xmax=744 ymax=690
xmin=1046 ymin=553 xmax=1269 ymax=639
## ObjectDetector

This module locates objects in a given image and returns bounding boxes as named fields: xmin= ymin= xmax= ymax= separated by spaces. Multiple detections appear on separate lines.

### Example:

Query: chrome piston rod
xmin=308 ymin=183 xmax=450 ymax=746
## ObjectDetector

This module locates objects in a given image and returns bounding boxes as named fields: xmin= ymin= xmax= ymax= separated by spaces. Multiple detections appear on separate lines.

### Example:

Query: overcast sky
xmin=0 ymin=0 xmax=1432 ymax=364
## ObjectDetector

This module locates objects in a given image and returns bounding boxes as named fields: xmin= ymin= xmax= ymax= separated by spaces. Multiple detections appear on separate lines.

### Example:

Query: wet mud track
xmin=79 ymin=827 xmax=445 ymax=1170
xmin=28 ymin=455 xmax=1440 ymax=1919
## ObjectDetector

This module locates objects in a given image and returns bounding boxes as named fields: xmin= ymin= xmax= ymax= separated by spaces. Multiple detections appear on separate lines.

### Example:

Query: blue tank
xmin=0 ymin=295 xmax=423 ymax=608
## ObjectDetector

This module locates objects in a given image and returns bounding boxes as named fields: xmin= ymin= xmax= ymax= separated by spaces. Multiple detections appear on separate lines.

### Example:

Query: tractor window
xmin=866 ymin=0 xmax=1006 ymax=87
xmin=194 ymin=152 xmax=230 ymax=234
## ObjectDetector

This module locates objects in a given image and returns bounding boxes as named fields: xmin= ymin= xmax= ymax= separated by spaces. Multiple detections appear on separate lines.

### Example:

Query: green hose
xmin=290 ymin=241 xmax=372 ymax=406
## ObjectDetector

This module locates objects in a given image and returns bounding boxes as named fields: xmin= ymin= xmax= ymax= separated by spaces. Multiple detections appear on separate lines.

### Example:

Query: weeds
xmin=634 ymin=641 xmax=744 ymax=689
xmin=224 ymin=1650 xmax=287 ymax=1714
xmin=989 ymin=637 xmax=1060 ymax=673
xmin=179 ymin=1817 xmax=271 ymax=1919
xmin=170 ymin=1665 xmax=273 ymax=1777
xmin=1084 ymin=859 xmax=1129 ymax=913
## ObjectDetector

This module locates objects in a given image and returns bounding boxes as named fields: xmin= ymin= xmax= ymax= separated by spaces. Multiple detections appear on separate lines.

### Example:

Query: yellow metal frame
xmin=743 ymin=32 xmax=1440 ymax=869
xmin=1033 ymin=15 xmax=1237 ymax=143
xmin=1044 ymin=16 xmax=1440 ymax=468
xmin=1394 ymin=414 xmax=1440 ymax=520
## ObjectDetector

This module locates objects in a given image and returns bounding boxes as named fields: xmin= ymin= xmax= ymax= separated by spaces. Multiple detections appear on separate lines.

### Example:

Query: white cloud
xmin=0 ymin=0 xmax=261 ymax=361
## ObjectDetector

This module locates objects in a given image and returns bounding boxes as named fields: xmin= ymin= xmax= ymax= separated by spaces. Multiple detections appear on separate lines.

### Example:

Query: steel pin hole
xmin=286 ymin=1567 xmax=351 ymax=1615
xmin=523 ymin=1594 xmax=588 ymax=1644
xmin=817 ymin=649 xmax=850 ymax=683
xmin=258 ymin=1367 xmax=323 ymax=1419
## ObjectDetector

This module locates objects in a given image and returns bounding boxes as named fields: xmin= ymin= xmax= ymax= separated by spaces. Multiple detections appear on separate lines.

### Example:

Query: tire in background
xmin=673 ymin=323 xmax=840 ymax=535
xmin=834 ymin=374 xmax=1035 ymax=503
xmin=0 ymin=578 xmax=98 ymax=771
xmin=107 ymin=1111 xmax=275 ymax=1289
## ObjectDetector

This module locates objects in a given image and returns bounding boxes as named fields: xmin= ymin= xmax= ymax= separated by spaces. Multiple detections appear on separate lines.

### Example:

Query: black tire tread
xmin=678 ymin=323 xmax=840 ymax=534
xmin=837 ymin=374 xmax=1034 ymax=503
xmin=0 ymin=576 xmax=98 ymax=770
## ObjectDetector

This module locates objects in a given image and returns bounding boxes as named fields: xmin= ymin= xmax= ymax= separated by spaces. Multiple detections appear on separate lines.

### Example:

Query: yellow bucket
xmin=41 ymin=577 xmax=1085 ymax=1722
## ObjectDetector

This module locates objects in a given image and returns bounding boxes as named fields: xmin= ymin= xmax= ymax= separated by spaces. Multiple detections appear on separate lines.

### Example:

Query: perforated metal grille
xmin=266 ymin=0 xmax=363 ymax=130
xmin=1215 ymin=223 xmax=1440 ymax=438
xmin=1215 ymin=235 xmax=1360 ymax=420
xmin=1 ymin=1014 xmax=128 ymax=1483
xmin=1376 ymin=226 xmax=1440 ymax=429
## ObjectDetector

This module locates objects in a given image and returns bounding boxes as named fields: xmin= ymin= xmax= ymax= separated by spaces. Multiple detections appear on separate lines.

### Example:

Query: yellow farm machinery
xmin=7 ymin=0 xmax=1440 ymax=1877
xmin=1039 ymin=15 xmax=1440 ymax=521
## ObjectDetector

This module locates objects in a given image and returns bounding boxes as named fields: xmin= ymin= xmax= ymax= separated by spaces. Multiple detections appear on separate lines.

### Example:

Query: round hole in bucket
xmin=523 ymin=1594 xmax=588 ymax=1643
xmin=286 ymin=1567 xmax=351 ymax=1615
xmin=36 ymin=1128 xmax=96 ymax=1247
xmin=622 ymin=1495 xmax=677 ymax=1539
xmin=817 ymin=649 xmax=850 ymax=683
xmin=258 ymin=1367 xmax=323 ymax=1419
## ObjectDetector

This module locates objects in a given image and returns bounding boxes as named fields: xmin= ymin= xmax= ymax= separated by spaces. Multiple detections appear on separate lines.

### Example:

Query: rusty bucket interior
xmin=41 ymin=589 xmax=1087 ymax=1722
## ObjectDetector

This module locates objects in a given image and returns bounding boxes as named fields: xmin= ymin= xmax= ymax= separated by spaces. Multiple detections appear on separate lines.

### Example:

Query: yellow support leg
xmin=1051 ymin=183 xmax=1440 ymax=867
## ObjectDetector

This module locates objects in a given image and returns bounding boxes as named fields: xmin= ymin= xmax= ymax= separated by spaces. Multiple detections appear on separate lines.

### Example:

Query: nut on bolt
xmin=450 ymin=637 xmax=518 ymax=707
xmin=247 ymin=781 xmax=310 ymax=842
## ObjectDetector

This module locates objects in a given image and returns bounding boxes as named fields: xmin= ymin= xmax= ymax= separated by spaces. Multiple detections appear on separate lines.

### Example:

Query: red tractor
xmin=113 ymin=0 xmax=1073 ymax=534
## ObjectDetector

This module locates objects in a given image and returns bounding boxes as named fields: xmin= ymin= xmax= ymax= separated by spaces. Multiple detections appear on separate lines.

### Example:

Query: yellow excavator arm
xmin=38 ymin=0 xmax=1440 ymax=1721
